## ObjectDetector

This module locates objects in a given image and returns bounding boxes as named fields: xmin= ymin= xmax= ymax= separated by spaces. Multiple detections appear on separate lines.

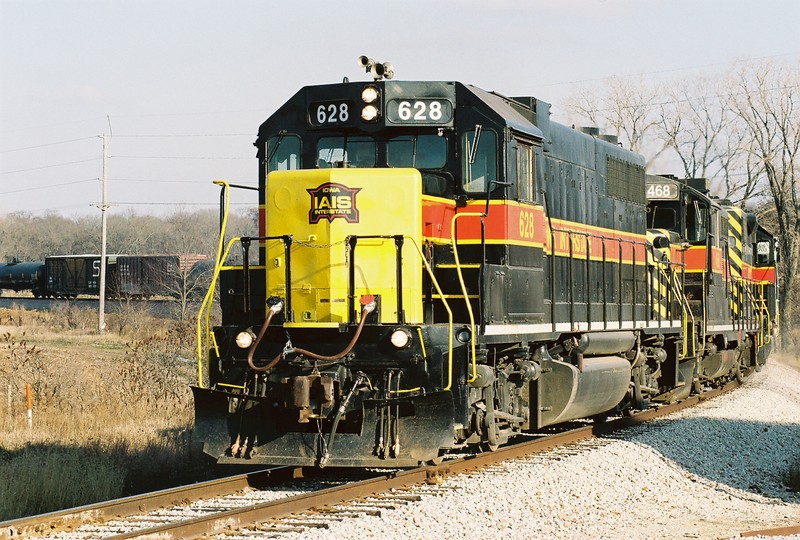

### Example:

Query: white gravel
xmin=279 ymin=359 xmax=800 ymax=540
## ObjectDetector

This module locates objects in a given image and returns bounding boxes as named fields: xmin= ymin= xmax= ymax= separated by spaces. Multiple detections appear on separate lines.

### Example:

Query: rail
xmin=2 ymin=378 xmax=751 ymax=540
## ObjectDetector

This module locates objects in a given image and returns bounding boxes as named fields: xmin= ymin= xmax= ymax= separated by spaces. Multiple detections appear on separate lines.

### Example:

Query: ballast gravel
xmin=292 ymin=358 xmax=800 ymax=540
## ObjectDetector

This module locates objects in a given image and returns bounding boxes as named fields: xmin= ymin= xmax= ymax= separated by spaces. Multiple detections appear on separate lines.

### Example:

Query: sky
xmin=1 ymin=0 xmax=798 ymax=217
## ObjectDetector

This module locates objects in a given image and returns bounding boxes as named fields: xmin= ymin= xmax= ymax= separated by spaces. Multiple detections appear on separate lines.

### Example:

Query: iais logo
xmin=307 ymin=182 xmax=362 ymax=224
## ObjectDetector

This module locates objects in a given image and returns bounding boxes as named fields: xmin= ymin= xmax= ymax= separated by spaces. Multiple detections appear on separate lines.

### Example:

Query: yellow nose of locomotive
xmin=265 ymin=168 xmax=423 ymax=325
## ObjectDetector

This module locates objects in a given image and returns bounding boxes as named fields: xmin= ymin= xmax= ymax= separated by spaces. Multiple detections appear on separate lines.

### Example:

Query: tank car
xmin=0 ymin=261 xmax=45 ymax=297
xmin=194 ymin=65 xmax=777 ymax=467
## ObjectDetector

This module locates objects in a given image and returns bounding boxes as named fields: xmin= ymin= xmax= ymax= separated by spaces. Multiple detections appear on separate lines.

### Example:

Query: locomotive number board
xmin=309 ymin=100 xmax=355 ymax=126
xmin=386 ymin=99 xmax=454 ymax=125
xmin=646 ymin=181 xmax=680 ymax=200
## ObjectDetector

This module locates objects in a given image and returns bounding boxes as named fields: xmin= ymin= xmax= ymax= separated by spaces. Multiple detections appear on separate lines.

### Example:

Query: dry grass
xmin=0 ymin=305 xmax=213 ymax=521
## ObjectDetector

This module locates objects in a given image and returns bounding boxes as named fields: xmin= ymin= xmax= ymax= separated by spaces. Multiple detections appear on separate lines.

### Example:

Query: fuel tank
xmin=534 ymin=355 xmax=631 ymax=427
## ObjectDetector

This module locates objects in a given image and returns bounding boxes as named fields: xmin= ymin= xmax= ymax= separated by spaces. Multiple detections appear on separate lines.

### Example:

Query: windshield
xmin=317 ymin=136 xmax=376 ymax=168
xmin=266 ymin=134 xmax=301 ymax=172
xmin=387 ymin=134 xmax=446 ymax=168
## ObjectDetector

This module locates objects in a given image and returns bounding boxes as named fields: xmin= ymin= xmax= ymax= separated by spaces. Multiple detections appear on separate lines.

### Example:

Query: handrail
xmin=196 ymin=181 xmax=232 ymax=387
xmin=405 ymin=236 xmax=454 ymax=391
xmin=450 ymin=212 xmax=483 ymax=385
xmin=196 ymin=230 xmax=454 ymax=394
xmin=742 ymin=279 xmax=771 ymax=347
xmin=197 ymin=236 xmax=243 ymax=386
xmin=676 ymin=265 xmax=695 ymax=359
xmin=550 ymin=224 xmax=649 ymax=329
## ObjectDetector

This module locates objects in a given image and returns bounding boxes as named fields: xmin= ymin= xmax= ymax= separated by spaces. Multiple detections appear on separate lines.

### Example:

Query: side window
xmin=516 ymin=141 xmax=535 ymax=202
xmin=756 ymin=241 xmax=771 ymax=265
xmin=266 ymin=134 xmax=301 ymax=172
xmin=462 ymin=129 xmax=497 ymax=193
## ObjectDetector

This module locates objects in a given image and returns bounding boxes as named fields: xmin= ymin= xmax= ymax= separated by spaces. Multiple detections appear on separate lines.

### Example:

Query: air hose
xmin=319 ymin=371 xmax=367 ymax=468
xmin=248 ymin=298 xmax=376 ymax=371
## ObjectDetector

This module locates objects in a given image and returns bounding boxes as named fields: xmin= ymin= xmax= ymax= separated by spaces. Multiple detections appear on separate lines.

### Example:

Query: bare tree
xmin=567 ymin=76 xmax=667 ymax=164
xmin=727 ymin=61 xmax=800 ymax=344
xmin=654 ymin=78 xmax=733 ymax=180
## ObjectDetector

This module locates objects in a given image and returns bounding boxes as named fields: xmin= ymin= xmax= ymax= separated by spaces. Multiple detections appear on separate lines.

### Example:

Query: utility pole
xmin=98 ymin=133 xmax=108 ymax=334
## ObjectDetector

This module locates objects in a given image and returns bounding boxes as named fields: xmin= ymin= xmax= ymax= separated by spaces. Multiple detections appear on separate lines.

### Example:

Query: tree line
xmin=0 ymin=209 xmax=258 ymax=263
xmin=566 ymin=60 xmax=799 ymax=344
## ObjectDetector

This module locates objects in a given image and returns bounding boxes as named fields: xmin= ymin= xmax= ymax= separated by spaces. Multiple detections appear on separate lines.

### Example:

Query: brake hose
xmin=248 ymin=299 xmax=376 ymax=371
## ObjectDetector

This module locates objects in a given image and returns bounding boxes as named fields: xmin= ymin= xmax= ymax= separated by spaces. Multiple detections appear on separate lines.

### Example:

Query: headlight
xmin=390 ymin=328 xmax=412 ymax=349
xmin=361 ymin=105 xmax=379 ymax=122
xmin=235 ymin=330 xmax=255 ymax=349
xmin=361 ymin=86 xmax=379 ymax=103
xmin=456 ymin=327 xmax=472 ymax=343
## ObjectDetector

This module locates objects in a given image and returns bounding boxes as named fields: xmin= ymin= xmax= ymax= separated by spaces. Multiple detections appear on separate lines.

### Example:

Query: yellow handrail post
xmin=450 ymin=212 xmax=483 ymax=384
xmin=196 ymin=180 xmax=232 ymax=388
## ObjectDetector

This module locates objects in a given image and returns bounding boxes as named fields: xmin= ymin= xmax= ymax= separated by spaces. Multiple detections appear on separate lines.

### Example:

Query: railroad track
xmin=0 ymin=378 xmax=764 ymax=540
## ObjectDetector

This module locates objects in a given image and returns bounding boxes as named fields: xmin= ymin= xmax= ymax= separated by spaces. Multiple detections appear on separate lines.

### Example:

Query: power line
xmin=0 ymin=178 xmax=98 ymax=195
xmin=0 ymin=117 xmax=107 ymax=135
xmin=571 ymin=84 xmax=800 ymax=116
xmin=113 ymin=133 xmax=252 ymax=138
xmin=109 ymin=177 xmax=256 ymax=186
xmin=0 ymin=158 xmax=102 ymax=175
xmin=0 ymin=136 xmax=97 ymax=154
xmin=110 ymin=155 xmax=251 ymax=160
xmin=542 ymin=52 xmax=800 ymax=88
xmin=105 ymin=201 xmax=251 ymax=206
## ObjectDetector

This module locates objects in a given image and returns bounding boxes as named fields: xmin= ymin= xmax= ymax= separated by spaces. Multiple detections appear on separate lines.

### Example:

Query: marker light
xmin=235 ymin=330 xmax=255 ymax=349
xmin=390 ymin=328 xmax=412 ymax=349
xmin=361 ymin=105 xmax=379 ymax=122
xmin=361 ymin=86 xmax=379 ymax=103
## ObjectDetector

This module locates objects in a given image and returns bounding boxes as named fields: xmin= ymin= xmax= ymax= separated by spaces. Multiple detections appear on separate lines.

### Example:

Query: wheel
xmin=480 ymin=442 xmax=500 ymax=452
xmin=425 ymin=454 xmax=445 ymax=466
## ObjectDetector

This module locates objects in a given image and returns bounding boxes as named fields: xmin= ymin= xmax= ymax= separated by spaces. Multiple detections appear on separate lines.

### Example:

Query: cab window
xmin=317 ymin=136 xmax=376 ymax=168
xmin=686 ymin=200 xmax=708 ymax=243
xmin=462 ymin=128 xmax=497 ymax=193
xmin=266 ymin=134 xmax=300 ymax=172
xmin=387 ymin=134 xmax=447 ymax=168
xmin=516 ymin=142 xmax=535 ymax=202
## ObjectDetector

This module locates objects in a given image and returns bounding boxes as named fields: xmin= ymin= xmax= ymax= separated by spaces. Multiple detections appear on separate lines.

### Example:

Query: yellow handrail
xmin=196 ymin=236 xmax=243 ymax=386
xmin=450 ymin=212 xmax=483 ymax=384
xmin=196 ymin=180 xmax=232 ymax=388
xmin=404 ymin=236 xmax=454 ymax=391
xmin=658 ymin=262 xmax=695 ymax=360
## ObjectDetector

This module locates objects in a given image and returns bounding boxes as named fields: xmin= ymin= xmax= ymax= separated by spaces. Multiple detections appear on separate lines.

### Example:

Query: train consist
xmin=0 ymin=254 xmax=209 ymax=299
xmin=194 ymin=64 xmax=779 ymax=467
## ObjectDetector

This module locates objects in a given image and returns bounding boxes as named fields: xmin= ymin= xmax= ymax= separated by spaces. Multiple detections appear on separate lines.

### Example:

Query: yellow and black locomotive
xmin=194 ymin=65 xmax=779 ymax=467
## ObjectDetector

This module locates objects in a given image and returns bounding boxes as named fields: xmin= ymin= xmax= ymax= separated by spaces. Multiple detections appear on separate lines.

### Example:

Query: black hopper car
xmin=0 ymin=254 xmax=209 ymax=299
xmin=184 ymin=62 xmax=777 ymax=467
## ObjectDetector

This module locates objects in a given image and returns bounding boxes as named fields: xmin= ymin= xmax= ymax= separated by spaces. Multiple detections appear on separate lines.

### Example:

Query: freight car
xmin=117 ymin=254 xmax=210 ymax=298
xmin=44 ymin=254 xmax=121 ymax=298
xmin=193 ymin=63 xmax=779 ymax=467
xmin=0 ymin=254 xmax=210 ymax=300
xmin=0 ymin=260 xmax=45 ymax=297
